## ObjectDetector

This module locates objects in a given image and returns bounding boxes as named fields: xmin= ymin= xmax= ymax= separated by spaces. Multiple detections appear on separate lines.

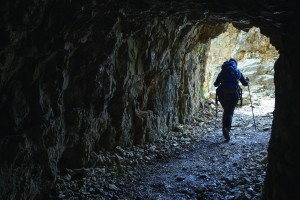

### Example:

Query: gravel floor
xmin=52 ymin=97 xmax=274 ymax=200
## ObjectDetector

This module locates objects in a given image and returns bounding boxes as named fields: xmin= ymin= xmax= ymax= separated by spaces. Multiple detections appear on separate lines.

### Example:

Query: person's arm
xmin=239 ymin=72 xmax=249 ymax=86
xmin=214 ymin=73 xmax=221 ymax=87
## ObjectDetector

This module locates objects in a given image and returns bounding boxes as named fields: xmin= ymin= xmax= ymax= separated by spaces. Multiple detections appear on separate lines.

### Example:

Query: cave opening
xmin=1 ymin=0 xmax=299 ymax=199
xmin=200 ymin=22 xmax=279 ymax=185
xmin=50 ymin=21 xmax=280 ymax=199
xmin=202 ymin=22 xmax=278 ymax=127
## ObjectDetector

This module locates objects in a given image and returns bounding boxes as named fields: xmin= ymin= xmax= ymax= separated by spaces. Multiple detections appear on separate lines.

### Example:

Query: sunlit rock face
xmin=0 ymin=0 xmax=299 ymax=199
xmin=204 ymin=23 xmax=279 ymax=99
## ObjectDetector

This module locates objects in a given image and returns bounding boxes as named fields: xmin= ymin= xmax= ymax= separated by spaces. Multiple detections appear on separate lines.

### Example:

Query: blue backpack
xmin=220 ymin=60 xmax=241 ymax=91
xmin=216 ymin=59 xmax=243 ymax=105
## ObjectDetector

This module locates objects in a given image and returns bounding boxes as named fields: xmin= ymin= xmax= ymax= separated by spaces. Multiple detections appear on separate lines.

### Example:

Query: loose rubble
xmin=51 ymin=96 xmax=274 ymax=200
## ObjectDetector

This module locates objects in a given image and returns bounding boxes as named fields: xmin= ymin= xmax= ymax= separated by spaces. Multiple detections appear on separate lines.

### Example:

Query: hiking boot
xmin=223 ymin=127 xmax=230 ymax=142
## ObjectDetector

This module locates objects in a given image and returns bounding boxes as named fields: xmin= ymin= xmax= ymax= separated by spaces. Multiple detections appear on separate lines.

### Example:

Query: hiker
xmin=214 ymin=58 xmax=249 ymax=141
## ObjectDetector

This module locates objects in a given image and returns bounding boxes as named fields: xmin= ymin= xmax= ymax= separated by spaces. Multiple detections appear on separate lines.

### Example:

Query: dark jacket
xmin=214 ymin=60 xmax=248 ymax=101
xmin=214 ymin=70 xmax=248 ymax=88
xmin=214 ymin=59 xmax=248 ymax=88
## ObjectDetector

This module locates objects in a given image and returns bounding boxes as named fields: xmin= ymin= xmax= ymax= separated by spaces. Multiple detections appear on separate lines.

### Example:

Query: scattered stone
xmin=108 ymin=184 xmax=120 ymax=191
xmin=175 ymin=177 xmax=185 ymax=182
xmin=53 ymin=98 xmax=273 ymax=199
xmin=58 ymin=194 xmax=66 ymax=199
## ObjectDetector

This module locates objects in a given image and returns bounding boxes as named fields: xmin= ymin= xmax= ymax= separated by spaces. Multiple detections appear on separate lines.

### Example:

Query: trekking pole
xmin=247 ymin=84 xmax=257 ymax=130
xmin=215 ymin=92 xmax=218 ymax=129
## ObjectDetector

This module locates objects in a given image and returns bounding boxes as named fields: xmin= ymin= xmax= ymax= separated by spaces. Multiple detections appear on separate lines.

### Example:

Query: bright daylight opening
xmin=203 ymin=23 xmax=279 ymax=133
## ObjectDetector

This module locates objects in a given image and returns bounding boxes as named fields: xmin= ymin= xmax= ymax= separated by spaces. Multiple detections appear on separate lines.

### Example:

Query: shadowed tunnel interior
xmin=0 ymin=0 xmax=299 ymax=199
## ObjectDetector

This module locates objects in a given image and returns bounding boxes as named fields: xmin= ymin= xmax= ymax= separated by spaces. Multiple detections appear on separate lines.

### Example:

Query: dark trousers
xmin=219 ymin=95 xmax=238 ymax=132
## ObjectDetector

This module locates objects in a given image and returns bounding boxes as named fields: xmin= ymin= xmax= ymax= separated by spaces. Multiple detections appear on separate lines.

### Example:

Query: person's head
xmin=229 ymin=58 xmax=237 ymax=68
xmin=229 ymin=58 xmax=237 ymax=65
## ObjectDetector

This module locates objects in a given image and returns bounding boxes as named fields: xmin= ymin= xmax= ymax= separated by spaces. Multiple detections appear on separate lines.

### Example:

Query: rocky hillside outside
xmin=203 ymin=23 xmax=279 ymax=104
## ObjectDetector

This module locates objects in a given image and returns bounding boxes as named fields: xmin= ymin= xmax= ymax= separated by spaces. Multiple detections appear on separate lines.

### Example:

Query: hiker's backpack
xmin=220 ymin=60 xmax=240 ymax=90
xmin=217 ymin=60 xmax=243 ymax=104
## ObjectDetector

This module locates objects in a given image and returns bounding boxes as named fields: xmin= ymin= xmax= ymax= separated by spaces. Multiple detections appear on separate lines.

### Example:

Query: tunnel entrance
xmin=203 ymin=23 xmax=278 ymax=101
xmin=1 ymin=0 xmax=298 ymax=198
xmin=52 ymin=23 xmax=279 ymax=199
xmin=202 ymin=23 xmax=278 ymax=132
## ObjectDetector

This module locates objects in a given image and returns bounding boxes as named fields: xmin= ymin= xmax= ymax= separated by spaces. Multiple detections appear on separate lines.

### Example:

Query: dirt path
xmin=53 ymin=97 xmax=274 ymax=200
xmin=118 ymin=98 xmax=273 ymax=200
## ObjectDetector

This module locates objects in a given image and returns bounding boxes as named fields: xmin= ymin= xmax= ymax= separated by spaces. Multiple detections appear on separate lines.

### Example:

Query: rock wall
xmin=265 ymin=33 xmax=300 ymax=200
xmin=0 ymin=1 xmax=227 ymax=198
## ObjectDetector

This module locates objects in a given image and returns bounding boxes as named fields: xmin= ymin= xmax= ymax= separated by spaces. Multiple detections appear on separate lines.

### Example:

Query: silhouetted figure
xmin=214 ymin=58 xmax=249 ymax=141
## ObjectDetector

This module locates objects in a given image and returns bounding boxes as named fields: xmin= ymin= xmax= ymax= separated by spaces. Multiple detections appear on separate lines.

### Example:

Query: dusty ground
xmin=53 ymin=96 xmax=274 ymax=200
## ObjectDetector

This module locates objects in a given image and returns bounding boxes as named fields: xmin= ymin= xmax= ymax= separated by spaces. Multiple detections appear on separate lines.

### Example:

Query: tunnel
xmin=0 ymin=0 xmax=299 ymax=199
